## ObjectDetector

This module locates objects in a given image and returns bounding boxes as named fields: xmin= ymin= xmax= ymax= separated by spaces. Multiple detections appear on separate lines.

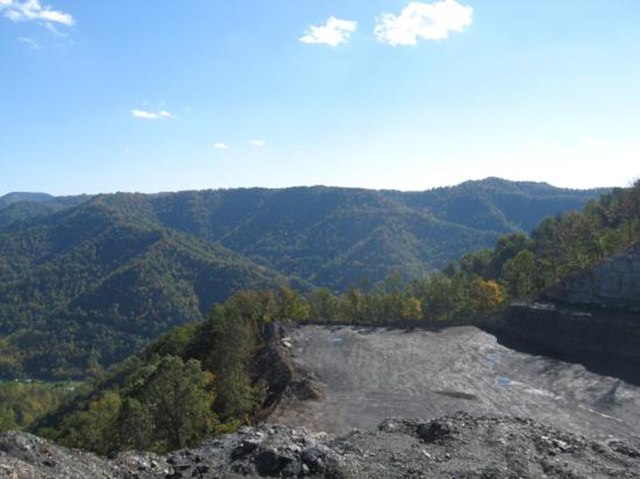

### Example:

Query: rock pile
xmin=1 ymin=412 xmax=639 ymax=478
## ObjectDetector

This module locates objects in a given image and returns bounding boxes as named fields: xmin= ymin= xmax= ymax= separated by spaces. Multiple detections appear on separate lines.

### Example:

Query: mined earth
xmin=2 ymin=325 xmax=640 ymax=477
xmin=269 ymin=325 xmax=640 ymax=442
xmin=2 ymin=413 xmax=640 ymax=478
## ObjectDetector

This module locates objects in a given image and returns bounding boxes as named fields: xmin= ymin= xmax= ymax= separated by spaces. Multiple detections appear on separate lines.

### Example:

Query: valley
xmin=0 ymin=179 xmax=606 ymax=379
xmin=2 ymin=3 xmax=638 ymax=475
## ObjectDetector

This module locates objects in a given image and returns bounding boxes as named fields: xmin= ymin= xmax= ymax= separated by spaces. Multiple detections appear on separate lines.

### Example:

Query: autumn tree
xmin=468 ymin=278 xmax=504 ymax=313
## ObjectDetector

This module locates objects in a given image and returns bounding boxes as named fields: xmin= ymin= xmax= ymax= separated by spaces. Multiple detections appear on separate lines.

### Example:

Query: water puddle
xmin=487 ymin=353 xmax=501 ymax=364
xmin=495 ymin=376 xmax=512 ymax=387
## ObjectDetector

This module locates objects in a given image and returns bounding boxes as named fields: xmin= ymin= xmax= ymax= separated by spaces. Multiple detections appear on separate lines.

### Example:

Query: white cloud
xmin=1 ymin=0 xmax=75 ymax=27
xmin=249 ymin=140 xmax=266 ymax=148
xmin=132 ymin=109 xmax=175 ymax=120
xmin=132 ymin=110 xmax=159 ymax=120
xmin=213 ymin=143 xmax=229 ymax=150
xmin=375 ymin=0 xmax=473 ymax=46
xmin=300 ymin=17 xmax=357 ymax=47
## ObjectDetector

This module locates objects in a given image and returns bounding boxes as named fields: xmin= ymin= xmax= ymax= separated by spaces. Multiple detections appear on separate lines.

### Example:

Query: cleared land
xmin=270 ymin=325 xmax=640 ymax=441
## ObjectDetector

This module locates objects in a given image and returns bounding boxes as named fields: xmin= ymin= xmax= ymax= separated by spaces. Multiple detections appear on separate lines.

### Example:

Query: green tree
xmin=308 ymin=288 xmax=340 ymax=322
xmin=117 ymin=397 xmax=154 ymax=451
xmin=142 ymin=355 xmax=215 ymax=451
xmin=502 ymin=250 xmax=538 ymax=298
xmin=275 ymin=285 xmax=309 ymax=321
xmin=205 ymin=305 xmax=256 ymax=420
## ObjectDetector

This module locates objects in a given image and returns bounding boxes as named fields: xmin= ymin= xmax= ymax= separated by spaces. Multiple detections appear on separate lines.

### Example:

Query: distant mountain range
xmin=0 ymin=179 xmax=607 ymax=378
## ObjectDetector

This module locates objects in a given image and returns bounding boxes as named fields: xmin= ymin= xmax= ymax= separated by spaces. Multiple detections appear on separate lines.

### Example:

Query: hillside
xmin=88 ymin=179 xmax=606 ymax=289
xmin=0 ymin=202 xmax=292 ymax=379
xmin=0 ymin=179 xmax=605 ymax=379
xmin=0 ymin=193 xmax=92 ymax=227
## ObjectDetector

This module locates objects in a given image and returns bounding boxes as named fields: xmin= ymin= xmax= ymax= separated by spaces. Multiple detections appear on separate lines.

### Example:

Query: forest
xmin=0 ymin=179 xmax=604 ymax=380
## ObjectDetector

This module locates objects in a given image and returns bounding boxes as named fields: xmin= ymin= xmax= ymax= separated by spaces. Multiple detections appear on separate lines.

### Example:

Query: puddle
xmin=487 ymin=353 xmax=501 ymax=364
xmin=495 ymin=376 xmax=512 ymax=387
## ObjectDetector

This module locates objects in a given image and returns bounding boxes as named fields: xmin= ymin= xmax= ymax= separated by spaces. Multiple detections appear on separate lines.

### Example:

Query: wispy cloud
xmin=132 ymin=110 xmax=160 ymax=120
xmin=214 ymin=143 xmax=229 ymax=150
xmin=132 ymin=109 xmax=175 ymax=120
xmin=300 ymin=17 xmax=357 ymax=47
xmin=1 ymin=0 xmax=75 ymax=28
xmin=375 ymin=0 xmax=473 ymax=46
xmin=249 ymin=140 xmax=266 ymax=148
xmin=17 ymin=36 xmax=41 ymax=49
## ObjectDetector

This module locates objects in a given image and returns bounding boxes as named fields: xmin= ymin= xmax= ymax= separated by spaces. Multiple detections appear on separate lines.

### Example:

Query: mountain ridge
xmin=0 ymin=178 xmax=607 ymax=379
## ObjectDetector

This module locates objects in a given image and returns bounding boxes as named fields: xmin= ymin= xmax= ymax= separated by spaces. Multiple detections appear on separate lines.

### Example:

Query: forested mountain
xmin=0 ymin=179 xmax=605 ymax=379
xmin=82 ymin=179 xmax=605 ymax=289
xmin=0 ymin=193 xmax=92 ymax=226
xmin=0 ymin=202 xmax=293 ymax=379
xmin=390 ymin=178 xmax=608 ymax=233
xmin=0 ymin=192 xmax=55 ymax=208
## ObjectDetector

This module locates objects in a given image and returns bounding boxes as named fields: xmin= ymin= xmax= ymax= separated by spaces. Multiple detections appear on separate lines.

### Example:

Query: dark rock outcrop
xmin=2 ymin=413 xmax=640 ymax=477
xmin=485 ymin=243 xmax=640 ymax=377
xmin=497 ymin=302 xmax=640 ymax=363
xmin=254 ymin=322 xmax=326 ymax=420
xmin=544 ymin=242 xmax=640 ymax=312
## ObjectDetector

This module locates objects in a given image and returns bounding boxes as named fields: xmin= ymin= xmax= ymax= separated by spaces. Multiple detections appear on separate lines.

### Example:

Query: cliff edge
xmin=487 ymin=243 xmax=640 ymax=379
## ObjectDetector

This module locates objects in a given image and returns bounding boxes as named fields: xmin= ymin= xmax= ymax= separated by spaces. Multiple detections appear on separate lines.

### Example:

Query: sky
xmin=0 ymin=0 xmax=639 ymax=196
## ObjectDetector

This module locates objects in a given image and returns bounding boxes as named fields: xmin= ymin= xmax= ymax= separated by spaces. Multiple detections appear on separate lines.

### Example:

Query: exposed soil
xmin=269 ymin=325 xmax=640 ymax=442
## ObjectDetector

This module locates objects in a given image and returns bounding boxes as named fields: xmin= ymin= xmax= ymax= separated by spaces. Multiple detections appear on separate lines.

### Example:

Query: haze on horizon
xmin=1 ymin=0 xmax=639 ymax=196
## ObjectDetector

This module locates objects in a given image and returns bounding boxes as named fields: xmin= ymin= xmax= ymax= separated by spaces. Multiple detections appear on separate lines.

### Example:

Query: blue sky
xmin=0 ymin=0 xmax=639 ymax=195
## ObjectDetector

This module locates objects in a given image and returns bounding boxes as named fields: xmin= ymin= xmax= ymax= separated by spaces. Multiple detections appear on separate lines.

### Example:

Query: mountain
xmin=87 ymin=180 xmax=606 ymax=289
xmin=0 ymin=179 xmax=606 ymax=379
xmin=0 ymin=192 xmax=55 ymax=208
xmin=388 ymin=177 xmax=608 ymax=233
xmin=0 ymin=201 xmax=295 ymax=379
xmin=0 ymin=193 xmax=92 ymax=226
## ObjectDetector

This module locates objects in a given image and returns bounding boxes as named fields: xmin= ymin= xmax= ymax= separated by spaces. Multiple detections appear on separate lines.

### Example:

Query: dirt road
xmin=270 ymin=325 xmax=640 ymax=441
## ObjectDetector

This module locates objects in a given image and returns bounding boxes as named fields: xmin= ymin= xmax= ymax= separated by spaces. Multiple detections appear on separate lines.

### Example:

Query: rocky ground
xmin=269 ymin=325 xmax=640 ymax=441
xmin=3 ymin=323 xmax=640 ymax=477
xmin=1 ymin=412 xmax=640 ymax=478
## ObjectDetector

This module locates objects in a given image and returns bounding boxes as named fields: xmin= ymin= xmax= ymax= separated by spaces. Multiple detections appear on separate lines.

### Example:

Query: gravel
xmin=269 ymin=325 xmax=640 ymax=442
xmin=2 ymin=413 xmax=639 ymax=477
